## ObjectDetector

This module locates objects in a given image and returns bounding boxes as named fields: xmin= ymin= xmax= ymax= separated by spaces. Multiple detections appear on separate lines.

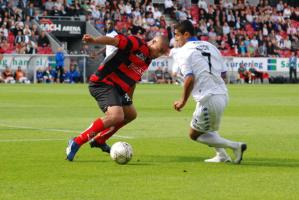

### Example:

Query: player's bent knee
xmin=189 ymin=133 xmax=198 ymax=141
xmin=189 ymin=131 xmax=202 ymax=141
xmin=128 ymin=111 xmax=137 ymax=122
xmin=123 ymin=107 xmax=137 ymax=123
xmin=110 ymin=114 xmax=125 ymax=125
xmin=105 ymin=113 xmax=125 ymax=126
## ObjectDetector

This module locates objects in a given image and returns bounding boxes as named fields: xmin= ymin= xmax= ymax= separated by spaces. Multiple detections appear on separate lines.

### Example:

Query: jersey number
xmin=201 ymin=52 xmax=212 ymax=74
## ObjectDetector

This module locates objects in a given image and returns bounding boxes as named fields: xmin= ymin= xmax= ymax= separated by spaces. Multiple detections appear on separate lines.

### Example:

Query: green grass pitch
xmin=0 ymin=84 xmax=299 ymax=200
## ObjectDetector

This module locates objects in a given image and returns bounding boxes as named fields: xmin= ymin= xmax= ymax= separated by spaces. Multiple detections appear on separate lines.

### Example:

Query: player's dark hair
xmin=105 ymin=19 xmax=114 ymax=26
xmin=174 ymin=20 xmax=195 ymax=36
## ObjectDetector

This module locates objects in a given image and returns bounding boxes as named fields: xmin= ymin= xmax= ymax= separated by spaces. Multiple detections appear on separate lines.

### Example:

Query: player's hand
xmin=82 ymin=34 xmax=95 ymax=43
xmin=173 ymin=100 xmax=185 ymax=112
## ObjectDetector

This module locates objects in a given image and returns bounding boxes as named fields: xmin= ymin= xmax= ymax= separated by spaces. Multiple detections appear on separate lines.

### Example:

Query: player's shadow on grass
xmin=243 ymin=158 xmax=299 ymax=168
xmin=74 ymin=160 xmax=111 ymax=163
xmin=144 ymin=155 xmax=206 ymax=163
xmin=139 ymin=156 xmax=299 ymax=168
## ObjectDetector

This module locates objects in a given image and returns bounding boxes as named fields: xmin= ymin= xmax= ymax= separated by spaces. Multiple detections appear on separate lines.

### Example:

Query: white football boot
xmin=204 ymin=151 xmax=232 ymax=163
xmin=233 ymin=143 xmax=247 ymax=164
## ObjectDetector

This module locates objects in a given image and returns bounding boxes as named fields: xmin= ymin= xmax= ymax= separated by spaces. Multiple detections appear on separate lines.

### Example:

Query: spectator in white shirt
xmin=276 ymin=0 xmax=284 ymax=12
xmin=125 ymin=2 xmax=133 ymax=18
xmin=0 ymin=25 xmax=8 ymax=39
xmin=132 ymin=7 xmax=141 ymax=18
xmin=153 ymin=7 xmax=162 ymax=20
xmin=91 ymin=6 xmax=100 ymax=19
xmin=246 ymin=10 xmax=253 ymax=23
xmin=284 ymin=36 xmax=292 ymax=50
xmin=250 ymin=36 xmax=259 ymax=49
xmin=118 ymin=0 xmax=126 ymax=15
xmin=222 ymin=22 xmax=230 ymax=35
xmin=198 ymin=0 xmax=208 ymax=12
xmin=164 ymin=0 xmax=174 ymax=15
xmin=95 ymin=0 xmax=106 ymax=7
xmin=283 ymin=3 xmax=292 ymax=19
xmin=223 ymin=0 xmax=233 ymax=9
xmin=45 ymin=0 xmax=54 ymax=11
xmin=146 ymin=3 xmax=155 ymax=13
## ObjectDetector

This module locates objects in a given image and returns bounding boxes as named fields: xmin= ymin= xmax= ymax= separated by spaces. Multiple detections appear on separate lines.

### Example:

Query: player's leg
xmin=90 ymin=105 xmax=136 ymax=146
xmin=74 ymin=106 xmax=124 ymax=145
xmin=189 ymin=129 xmax=233 ymax=163
xmin=66 ymin=84 xmax=125 ymax=161
xmin=66 ymin=106 xmax=124 ymax=161
xmin=189 ymin=101 xmax=230 ymax=162
xmin=90 ymin=94 xmax=136 ymax=151
xmin=190 ymin=95 xmax=246 ymax=163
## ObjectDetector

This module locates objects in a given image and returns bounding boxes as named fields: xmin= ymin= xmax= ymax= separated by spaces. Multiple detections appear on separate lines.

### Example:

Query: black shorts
xmin=89 ymin=82 xmax=132 ymax=113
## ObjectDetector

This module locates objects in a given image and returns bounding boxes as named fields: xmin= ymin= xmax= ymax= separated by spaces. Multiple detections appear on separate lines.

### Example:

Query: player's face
xmin=106 ymin=20 xmax=113 ymax=32
xmin=174 ymin=29 xmax=188 ymax=47
xmin=148 ymin=36 xmax=165 ymax=58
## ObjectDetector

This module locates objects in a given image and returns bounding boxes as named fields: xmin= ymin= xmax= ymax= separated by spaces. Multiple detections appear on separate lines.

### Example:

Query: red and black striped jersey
xmin=90 ymin=34 xmax=152 ymax=94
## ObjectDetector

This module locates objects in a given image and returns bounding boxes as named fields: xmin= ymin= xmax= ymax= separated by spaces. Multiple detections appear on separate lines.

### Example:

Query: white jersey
xmin=105 ymin=30 xmax=118 ymax=57
xmin=174 ymin=40 xmax=227 ymax=102
xmin=169 ymin=47 xmax=180 ymax=74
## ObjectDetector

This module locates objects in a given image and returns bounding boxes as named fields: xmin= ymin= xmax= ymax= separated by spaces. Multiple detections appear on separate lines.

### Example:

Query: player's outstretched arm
xmin=82 ymin=34 xmax=119 ymax=47
xmin=173 ymin=74 xmax=194 ymax=112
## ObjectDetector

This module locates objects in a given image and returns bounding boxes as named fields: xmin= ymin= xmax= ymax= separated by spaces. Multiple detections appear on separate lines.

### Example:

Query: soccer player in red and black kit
xmin=66 ymin=33 xmax=169 ymax=161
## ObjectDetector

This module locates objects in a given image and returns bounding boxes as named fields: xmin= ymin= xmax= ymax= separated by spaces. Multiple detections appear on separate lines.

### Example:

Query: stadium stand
xmin=1 ymin=1 xmax=298 ymax=55
xmin=0 ymin=0 xmax=298 ymax=84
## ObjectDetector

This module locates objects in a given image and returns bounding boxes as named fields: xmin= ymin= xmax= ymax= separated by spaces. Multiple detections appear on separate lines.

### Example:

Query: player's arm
xmin=82 ymin=34 xmax=119 ymax=47
xmin=173 ymin=53 xmax=194 ymax=112
xmin=221 ymin=71 xmax=228 ymax=84
xmin=174 ymin=74 xmax=194 ymax=112
xmin=90 ymin=47 xmax=106 ymax=59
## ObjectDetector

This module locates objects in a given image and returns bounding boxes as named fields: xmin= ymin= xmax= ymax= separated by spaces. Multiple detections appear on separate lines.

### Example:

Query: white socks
xmin=215 ymin=148 xmax=228 ymax=157
xmin=196 ymin=131 xmax=239 ymax=150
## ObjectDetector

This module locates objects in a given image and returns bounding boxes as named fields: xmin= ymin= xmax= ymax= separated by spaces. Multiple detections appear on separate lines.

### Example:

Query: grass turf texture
xmin=0 ymin=84 xmax=298 ymax=200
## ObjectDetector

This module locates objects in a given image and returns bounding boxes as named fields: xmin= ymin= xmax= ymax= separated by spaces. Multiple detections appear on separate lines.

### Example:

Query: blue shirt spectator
xmin=36 ymin=68 xmax=44 ymax=83
xmin=289 ymin=51 xmax=297 ymax=82
xmin=55 ymin=48 xmax=65 ymax=83
xmin=65 ymin=65 xmax=80 ymax=83
xmin=55 ymin=50 xmax=64 ymax=68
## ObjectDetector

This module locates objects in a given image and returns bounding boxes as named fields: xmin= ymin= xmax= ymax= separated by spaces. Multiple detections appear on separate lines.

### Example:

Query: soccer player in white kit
xmin=104 ymin=19 xmax=118 ymax=57
xmin=173 ymin=20 xmax=247 ymax=164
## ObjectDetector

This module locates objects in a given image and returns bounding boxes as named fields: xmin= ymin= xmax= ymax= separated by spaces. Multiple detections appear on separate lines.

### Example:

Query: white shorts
xmin=190 ymin=94 xmax=228 ymax=133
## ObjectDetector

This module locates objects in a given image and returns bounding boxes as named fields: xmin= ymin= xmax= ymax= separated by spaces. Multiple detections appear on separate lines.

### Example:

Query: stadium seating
xmin=0 ymin=0 xmax=298 ymax=59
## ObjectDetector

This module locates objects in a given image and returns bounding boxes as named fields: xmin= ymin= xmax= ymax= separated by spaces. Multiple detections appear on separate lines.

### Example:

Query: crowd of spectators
xmin=35 ymin=63 xmax=81 ymax=84
xmin=173 ymin=0 xmax=299 ymax=57
xmin=53 ymin=0 xmax=298 ymax=58
xmin=0 ymin=0 xmax=298 ymax=84
xmin=0 ymin=65 xmax=30 ymax=83
xmin=149 ymin=67 xmax=173 ymax=84
xmin=237 ymin=62 xmax=269 ymax=83
xmin=0 ymin=0 xmax=52 ymax=54
xmin=0 ymin=63 xmax=80 ymax=84
xmin=1 ymin=0 xmax=299 ymax=57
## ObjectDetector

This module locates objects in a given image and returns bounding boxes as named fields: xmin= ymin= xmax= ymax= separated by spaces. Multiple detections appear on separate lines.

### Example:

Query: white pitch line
xmin=0 ymin=124 xmax=134 ymax=141
xmin=0 ymin=138 xmax=66 ymax=142
xmin=0 ymin=124 xmax=75 ymax=133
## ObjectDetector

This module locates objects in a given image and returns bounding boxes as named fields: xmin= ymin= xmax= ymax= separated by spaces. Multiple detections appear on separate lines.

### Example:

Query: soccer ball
xmin=110 ymin=141 xmax=133 ymax=165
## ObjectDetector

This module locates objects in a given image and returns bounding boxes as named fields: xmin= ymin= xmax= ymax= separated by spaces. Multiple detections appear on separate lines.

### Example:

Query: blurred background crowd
xmin=0 ymin=0 xmax=298 ymax=84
